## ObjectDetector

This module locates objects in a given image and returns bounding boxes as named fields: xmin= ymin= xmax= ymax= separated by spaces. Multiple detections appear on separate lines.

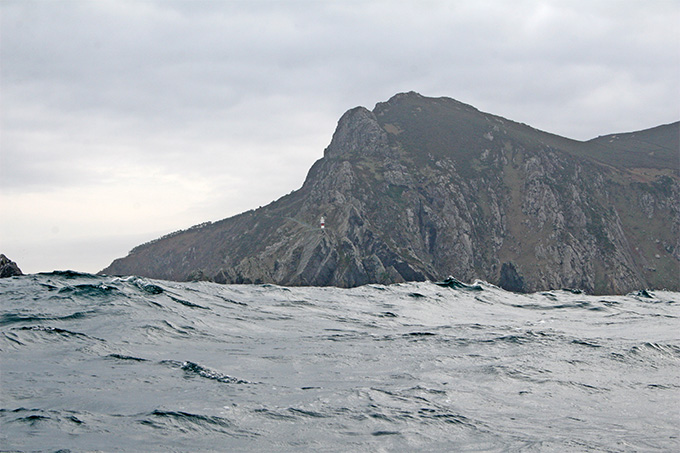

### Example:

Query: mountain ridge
xmin=102 ymin=92 xmax=680 ymax=294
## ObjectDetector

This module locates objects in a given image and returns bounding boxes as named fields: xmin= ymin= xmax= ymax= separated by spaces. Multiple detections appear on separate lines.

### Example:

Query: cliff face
xmin=102 ymin=92 xmax=680 ymax=294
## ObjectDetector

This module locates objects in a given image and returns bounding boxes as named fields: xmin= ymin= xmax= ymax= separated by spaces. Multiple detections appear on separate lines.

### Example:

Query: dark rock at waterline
xmin=499 ymin=262 xmax=525 ymax=293
xmin=0 ymin=254 xmax=23 ymax=278
xmin=434 ymin=276 xmax=483 ymax=291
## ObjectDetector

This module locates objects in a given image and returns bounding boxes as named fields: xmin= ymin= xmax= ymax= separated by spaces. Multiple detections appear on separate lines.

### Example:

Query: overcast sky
xmin=1 ymin=0 xmax=679 ymax=274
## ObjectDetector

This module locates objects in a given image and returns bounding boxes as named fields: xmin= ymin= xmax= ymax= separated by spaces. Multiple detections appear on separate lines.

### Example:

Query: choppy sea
xmin=1 ymin=271 xmax=678 ymax=452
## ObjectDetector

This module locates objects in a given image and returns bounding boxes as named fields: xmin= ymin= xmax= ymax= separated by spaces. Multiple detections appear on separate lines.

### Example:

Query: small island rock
xmin=0 ymin=254 xmax=23 ymax=278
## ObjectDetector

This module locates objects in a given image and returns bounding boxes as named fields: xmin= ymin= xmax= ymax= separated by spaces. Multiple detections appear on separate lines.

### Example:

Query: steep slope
xmin=102 ymin=92 xmax=680 ymax=294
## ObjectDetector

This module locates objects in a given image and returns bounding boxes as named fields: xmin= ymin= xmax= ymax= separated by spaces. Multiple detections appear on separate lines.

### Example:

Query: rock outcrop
xmin=102 ymin=92 xmax=680 ymax=294
xmin=0 ymin=254 xmax=23 ymax=278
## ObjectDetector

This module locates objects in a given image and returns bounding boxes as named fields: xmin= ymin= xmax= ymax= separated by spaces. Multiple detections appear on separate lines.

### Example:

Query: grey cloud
xmin=1 ymin=0 xmax=678 ymax=272
xmin=5 ymin=1 xmax=676 ymax=135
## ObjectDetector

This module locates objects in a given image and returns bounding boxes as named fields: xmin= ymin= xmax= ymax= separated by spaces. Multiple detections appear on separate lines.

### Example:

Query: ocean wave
xmin=11 ymin=325 xmax=105 ymax=343
xmin=0 ymin=310 xmax=93 ymax=326
xmin=159 ymin=360 xmax=252 ymax=384
xmin=137 ymin=409 xmax=257 ymax=438
xmin=57 ymin=283 xmax=121 ymax=298
xmin=1 ymin=273 xmax=679 ymax=451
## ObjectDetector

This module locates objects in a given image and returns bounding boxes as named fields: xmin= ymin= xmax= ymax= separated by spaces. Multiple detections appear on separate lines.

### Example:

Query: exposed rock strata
xmin=102 ymin=92 xmax=680 ymax=294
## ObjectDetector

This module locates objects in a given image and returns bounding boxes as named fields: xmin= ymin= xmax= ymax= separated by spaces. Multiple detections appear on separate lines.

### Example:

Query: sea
xmin=1 ymin=271 xmax=678 ymax=452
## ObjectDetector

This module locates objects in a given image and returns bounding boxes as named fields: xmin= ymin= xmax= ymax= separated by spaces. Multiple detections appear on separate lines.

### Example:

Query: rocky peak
xmin=379 ymin=91 xmax=424 ymax=105
xmin=374 ymin=91 xmax=480 ymax=116
xmin=323 ymin=106 xmax=390 ymax=159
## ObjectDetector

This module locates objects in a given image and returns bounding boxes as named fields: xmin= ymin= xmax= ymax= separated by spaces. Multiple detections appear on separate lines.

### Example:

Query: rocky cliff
xmin=102 ymin=92 xmax=680 ymax=294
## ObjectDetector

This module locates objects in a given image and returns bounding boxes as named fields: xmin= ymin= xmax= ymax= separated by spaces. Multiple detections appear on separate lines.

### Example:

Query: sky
xmin=1 ymin=0 xmax=679 ymax=275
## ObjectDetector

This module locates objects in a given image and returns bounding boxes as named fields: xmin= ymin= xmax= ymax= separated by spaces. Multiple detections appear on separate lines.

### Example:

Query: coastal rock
xmin=0 ymin=254 xmax=23 ymax=278
xmin=102 ymin=92 xmax=680 ymax=294
xmin=324 ymin=107 xmax=390 ymax=159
